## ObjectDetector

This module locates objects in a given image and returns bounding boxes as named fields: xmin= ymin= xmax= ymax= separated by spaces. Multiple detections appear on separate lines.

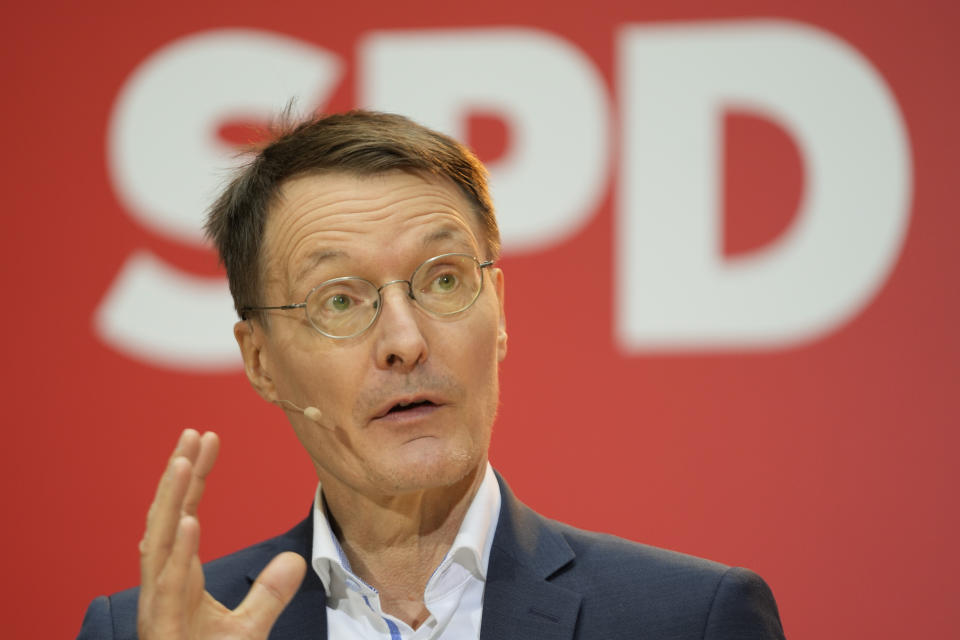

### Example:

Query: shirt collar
xmin=311 ymin=462 xmax=501 ymax=596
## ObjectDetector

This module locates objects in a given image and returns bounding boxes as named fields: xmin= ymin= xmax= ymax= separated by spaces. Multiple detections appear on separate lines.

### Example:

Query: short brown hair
xmin=204 ymin=110 xmax=500 ymax=318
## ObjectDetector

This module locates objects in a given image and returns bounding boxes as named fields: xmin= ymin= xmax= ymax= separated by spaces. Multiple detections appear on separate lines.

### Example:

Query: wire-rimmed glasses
xmin=240 ymin=253 xmax=494 ymax=339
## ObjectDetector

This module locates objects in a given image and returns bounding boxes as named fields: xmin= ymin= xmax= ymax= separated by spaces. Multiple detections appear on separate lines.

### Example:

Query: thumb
xmin=233 ymin=551 xmax=307 ymax=635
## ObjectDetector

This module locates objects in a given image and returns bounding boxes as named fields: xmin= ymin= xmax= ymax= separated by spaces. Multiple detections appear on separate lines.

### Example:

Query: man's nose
xmin=372 ymin=282 xmax=428 ymax=371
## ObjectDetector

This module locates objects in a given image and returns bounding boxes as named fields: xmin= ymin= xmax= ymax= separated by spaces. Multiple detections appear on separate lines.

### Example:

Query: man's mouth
xmin=373 ymin=396 xmax=441 ymax=420
xmin=388 ymin=399 xmax=435 ymax=414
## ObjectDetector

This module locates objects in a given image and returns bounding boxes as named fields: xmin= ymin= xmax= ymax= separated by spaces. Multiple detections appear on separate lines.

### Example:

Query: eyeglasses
xmin=241 ymin=253 xmax=495 ymax=339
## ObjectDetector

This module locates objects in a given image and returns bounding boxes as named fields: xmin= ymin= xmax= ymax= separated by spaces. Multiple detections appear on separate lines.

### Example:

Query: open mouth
xmin=387 ymin=399 xmax=436 ymax=415
xmin=372 ymin=394 xmax=443 ymax=421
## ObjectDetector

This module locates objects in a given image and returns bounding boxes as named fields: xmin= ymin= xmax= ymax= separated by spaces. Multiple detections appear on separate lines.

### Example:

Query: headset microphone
xmin=274 ymin=398 xmax=325 ymax=425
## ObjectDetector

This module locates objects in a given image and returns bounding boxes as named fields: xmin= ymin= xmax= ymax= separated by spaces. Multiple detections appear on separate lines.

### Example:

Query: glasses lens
xmin=411 ymin=254 xmax=483 ymax=315
xmin=305 ymin=278 xmax=379 ymax=337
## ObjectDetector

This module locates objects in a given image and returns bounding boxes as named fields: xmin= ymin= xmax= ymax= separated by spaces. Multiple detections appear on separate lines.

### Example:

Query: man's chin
xmin=376 ymin=443 xmax=483 ymax=494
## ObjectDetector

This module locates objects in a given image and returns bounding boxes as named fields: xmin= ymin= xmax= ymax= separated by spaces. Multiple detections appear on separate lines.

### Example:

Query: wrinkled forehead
xmin=259 ymin=170 xmax=487 ymax=287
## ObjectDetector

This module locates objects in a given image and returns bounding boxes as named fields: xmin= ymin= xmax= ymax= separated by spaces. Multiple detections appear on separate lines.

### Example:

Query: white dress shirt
xmin=311 ymin=463 xmax=502 ymax=639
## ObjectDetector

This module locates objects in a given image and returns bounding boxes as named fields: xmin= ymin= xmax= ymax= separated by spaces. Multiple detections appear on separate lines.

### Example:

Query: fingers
xmin=234 ymin=552 xmax=307 ymax=634
xmin=138 ymin=515 xmax=205 ymax=639
xmin=141 ymin=454 xmax=193 ymax=585
xmin=140 ymin=430 xmax=218 ymax=587
xmin=136 ymin=432 xmax=304 ymax=639
xmin=181 ymin=431 xmax=220 ymax=517
xmin=168 ymin=428 xmax=201 ymax=468
xmin=152 ymin=515 xmax=201 ymax=620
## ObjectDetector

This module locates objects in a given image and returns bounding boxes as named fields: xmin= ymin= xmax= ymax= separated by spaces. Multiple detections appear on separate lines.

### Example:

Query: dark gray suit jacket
xmin=78 ymin=476 xmax=786 ymax=639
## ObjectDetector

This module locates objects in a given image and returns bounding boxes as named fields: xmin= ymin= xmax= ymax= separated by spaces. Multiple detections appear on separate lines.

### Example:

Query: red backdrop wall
xmin=3 ymin=1 xmax=957 ymax=638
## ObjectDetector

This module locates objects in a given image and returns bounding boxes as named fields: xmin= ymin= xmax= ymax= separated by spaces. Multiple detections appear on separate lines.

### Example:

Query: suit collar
xmin=480 ymin=472 xmax=582 ymax=640
xmin=241 ymin=473 xmax=582 ymax=640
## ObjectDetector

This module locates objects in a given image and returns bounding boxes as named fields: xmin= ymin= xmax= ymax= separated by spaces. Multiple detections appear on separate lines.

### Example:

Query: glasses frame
xmin=240 ymin=253 xmax=495 ymax=339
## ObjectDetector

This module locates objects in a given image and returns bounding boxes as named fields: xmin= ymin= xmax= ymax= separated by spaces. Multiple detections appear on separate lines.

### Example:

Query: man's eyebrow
xmin=292 ymin=228 xmax=475 ymax=284
xmin=421 ymin=227 xmax=475 ymax=250
xmin=293 ymin=249 xmax=346 ymax=284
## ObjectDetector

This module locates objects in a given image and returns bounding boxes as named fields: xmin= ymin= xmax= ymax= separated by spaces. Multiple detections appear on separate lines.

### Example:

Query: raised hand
xmin=136 ymin=429 xmax=306 ymax=639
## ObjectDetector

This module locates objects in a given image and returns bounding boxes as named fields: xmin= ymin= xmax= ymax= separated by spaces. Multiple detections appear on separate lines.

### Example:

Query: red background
xmin=3 ymin=1 xmax=957 ymax=638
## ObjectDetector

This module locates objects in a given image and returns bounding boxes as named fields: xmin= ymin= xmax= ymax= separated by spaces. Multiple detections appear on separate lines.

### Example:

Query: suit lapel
xmin=480 ymin=475 xmax=582 ymax=640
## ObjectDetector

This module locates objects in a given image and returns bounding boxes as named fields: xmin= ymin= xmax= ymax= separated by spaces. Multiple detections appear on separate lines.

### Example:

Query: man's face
xmin=237 ymin=170 xmax=507 ymax=498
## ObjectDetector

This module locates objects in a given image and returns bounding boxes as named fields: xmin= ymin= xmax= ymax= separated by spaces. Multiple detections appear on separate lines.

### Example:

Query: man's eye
xmin=433 ymin=273 xmax=458 ymax=292
xmin=328 ymin=294 xmax=352 ymax=311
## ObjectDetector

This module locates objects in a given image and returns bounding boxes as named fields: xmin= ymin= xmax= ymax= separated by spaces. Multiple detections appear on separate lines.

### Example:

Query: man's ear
xmin=493 ymin=268 xmax=507 ymax=362
xmin=234 ymin=319 xmax=277 ymax=402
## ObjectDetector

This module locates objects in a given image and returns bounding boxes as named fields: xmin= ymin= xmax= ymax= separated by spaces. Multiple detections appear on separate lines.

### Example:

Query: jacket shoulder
xmin=533 ymin=516 xmax=785 ymax=639
xmin=549 ymin=518 xmax=732 ymax=596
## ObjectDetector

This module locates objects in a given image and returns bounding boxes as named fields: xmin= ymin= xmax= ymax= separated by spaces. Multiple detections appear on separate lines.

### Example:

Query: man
xmin=78 ymin=110 xmax=786 ymax=639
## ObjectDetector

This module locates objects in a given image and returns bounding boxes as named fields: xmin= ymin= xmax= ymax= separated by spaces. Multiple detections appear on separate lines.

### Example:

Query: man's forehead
xmin=263 ymin=170 xmax=485 ymax=282
xmin=268 ymin=170 xmax=479 ymax=234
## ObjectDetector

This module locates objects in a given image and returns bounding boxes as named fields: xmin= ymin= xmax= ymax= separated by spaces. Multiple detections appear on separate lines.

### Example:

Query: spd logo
xmin=96 ymin=21 xmax=912 ymax=370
